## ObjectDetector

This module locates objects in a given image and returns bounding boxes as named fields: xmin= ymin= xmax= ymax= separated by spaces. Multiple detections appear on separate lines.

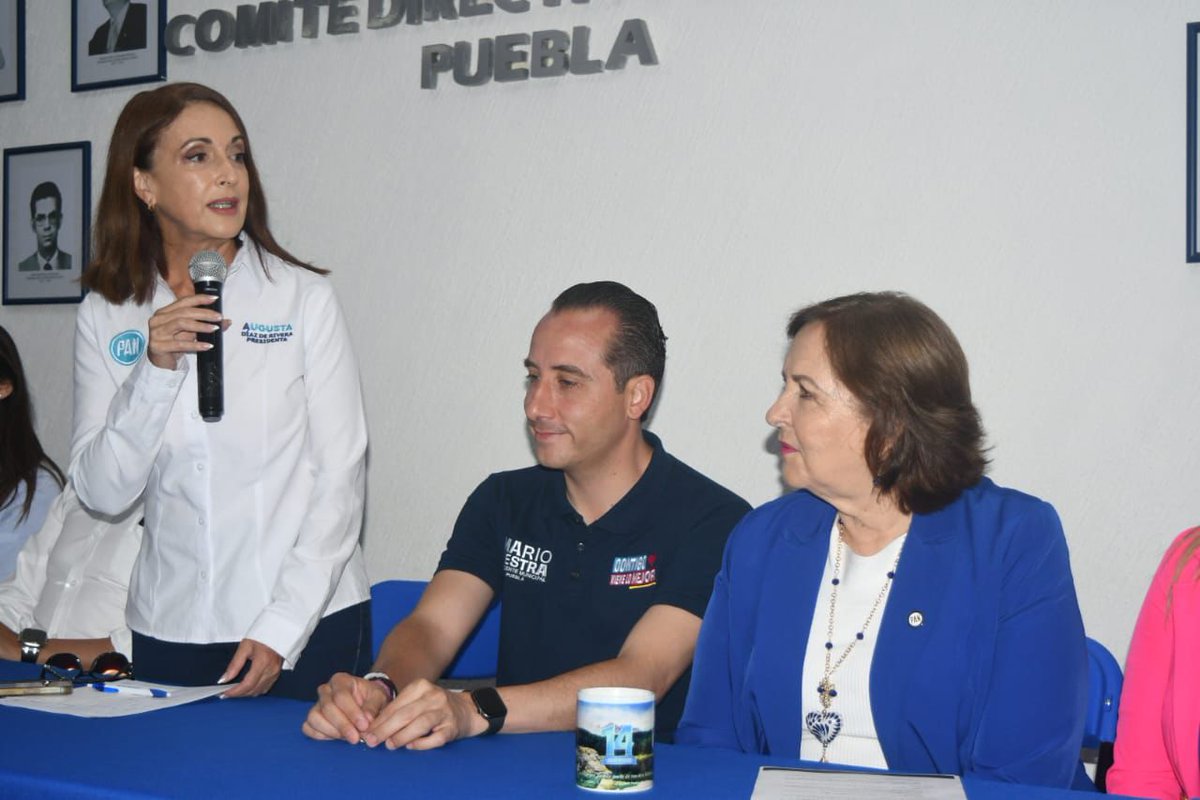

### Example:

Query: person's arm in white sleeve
xmin=69 ymin=298 xmax=185 ymax=516
xmin=0 ymin=487 xmax=66 ymax=637
xmin=239 ymin=283 xmax=367 ymax=670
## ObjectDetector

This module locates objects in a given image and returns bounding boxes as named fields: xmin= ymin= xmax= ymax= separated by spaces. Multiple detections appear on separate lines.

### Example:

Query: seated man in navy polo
xmin=303 ymin=281 xmax=749 ymax=750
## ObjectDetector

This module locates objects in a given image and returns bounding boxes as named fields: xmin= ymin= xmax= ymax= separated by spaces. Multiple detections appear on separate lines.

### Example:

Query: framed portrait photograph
xmin=1189 ymin=22 xmax=1200 ymax=262
xmin=71 ymin=0 xmax=165 ymax=93
xmin=3 ymin=142 xmax=90 ymax=305
xmin=0 ymin=0 xmax=25 ymax=103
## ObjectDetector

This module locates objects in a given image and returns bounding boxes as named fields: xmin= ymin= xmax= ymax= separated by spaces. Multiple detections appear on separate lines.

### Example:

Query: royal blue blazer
xmin=676 ymin=478 xmax=1090 ymax=789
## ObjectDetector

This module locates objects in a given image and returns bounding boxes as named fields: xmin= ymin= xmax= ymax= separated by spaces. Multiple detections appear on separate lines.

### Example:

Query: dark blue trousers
xmin=131 ymin=600 xmax=371 ymax=701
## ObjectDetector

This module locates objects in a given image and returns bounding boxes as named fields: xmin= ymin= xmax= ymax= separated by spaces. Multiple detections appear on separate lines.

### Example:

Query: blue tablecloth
xmin=0 ymin=661 xmax=1125 ymax=798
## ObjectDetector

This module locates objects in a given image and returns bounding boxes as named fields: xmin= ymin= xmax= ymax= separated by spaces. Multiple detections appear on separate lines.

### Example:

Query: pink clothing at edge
xmin=1108 ymin=527 xmax=1200 ymax=800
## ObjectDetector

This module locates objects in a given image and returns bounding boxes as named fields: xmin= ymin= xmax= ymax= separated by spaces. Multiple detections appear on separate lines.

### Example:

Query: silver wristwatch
xmin=18 ymin=628 xmax=46 ymax=664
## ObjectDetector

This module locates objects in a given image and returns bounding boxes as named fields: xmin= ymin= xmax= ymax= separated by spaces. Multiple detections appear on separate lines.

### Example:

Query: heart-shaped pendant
xmin=805 ymin=709 xmax=843 ymax=746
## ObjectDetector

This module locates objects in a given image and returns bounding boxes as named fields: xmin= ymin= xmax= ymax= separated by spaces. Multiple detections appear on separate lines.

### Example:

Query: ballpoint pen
xmin=91 ymin=683 xmax=173 ymax=698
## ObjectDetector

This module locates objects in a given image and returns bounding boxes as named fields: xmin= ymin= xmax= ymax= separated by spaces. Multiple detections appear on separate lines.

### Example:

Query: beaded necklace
xmin=804 ymin=516 xmax=904 ymax=763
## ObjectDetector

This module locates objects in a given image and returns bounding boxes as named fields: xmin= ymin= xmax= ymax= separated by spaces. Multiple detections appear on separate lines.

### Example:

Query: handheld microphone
xmin=188 ymin=250 xmax=228 ymax=422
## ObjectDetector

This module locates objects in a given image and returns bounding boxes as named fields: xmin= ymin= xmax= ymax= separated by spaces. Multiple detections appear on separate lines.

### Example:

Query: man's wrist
xmin=450 ymin=689 xmax=491 ymax=738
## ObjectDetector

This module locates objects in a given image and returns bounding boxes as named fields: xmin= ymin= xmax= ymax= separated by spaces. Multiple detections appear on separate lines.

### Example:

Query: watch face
xmin=472 ymin=688 xmax=506 ymax=719
xmin=20 ymin=628 xmax=46 ymax=647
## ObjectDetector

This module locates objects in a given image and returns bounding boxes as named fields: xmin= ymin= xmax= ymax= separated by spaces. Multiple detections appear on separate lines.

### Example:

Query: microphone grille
xmin=188 ymin=250 xmax=228 ymax=282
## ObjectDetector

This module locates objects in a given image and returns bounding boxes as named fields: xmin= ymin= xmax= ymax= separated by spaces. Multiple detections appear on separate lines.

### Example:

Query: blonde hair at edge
xmin=1168 ymin=527 xmax=1200 ymax=610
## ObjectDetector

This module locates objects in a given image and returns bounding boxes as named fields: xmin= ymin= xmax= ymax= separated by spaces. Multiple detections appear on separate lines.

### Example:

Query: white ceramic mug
xmin=575 ymin=687 xmax=655 ymax=792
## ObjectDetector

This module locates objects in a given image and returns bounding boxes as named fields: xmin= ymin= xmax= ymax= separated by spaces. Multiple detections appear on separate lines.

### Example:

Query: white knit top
xmin=799 ymin=520 xmax=907 ymax=767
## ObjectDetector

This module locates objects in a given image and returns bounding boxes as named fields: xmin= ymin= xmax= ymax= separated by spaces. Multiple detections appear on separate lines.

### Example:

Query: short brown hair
xmin=787 ymin=292 xmax=988 ymax=514
xmin=85 ymin=82 xmax=323 ymax=305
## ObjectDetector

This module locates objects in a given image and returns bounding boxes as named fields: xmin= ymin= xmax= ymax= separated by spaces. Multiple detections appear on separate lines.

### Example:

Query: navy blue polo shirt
xmin=436 ymin=432 xmax=749 ymax=739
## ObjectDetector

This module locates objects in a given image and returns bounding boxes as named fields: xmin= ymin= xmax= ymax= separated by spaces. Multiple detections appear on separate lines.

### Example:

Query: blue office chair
xmin=369 ymin=579 xmax=501 ymax=680
xmin=1084 ymin=637 xmax=1123 ymax=791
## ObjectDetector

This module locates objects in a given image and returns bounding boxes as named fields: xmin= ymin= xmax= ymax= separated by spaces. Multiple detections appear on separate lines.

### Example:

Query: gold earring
xmin=146 ymin=199 xmax=156 ymax=214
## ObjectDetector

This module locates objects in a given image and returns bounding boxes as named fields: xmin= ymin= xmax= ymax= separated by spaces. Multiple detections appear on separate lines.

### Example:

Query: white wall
xmin=2 ymin=0 xmax=1199 ymax=662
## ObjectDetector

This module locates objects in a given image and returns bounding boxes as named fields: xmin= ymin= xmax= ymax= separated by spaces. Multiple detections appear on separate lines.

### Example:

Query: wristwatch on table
xmin=18 ymin=628 xmax=46 ymax=664
xmin=470 ymin=687 xmax=507 ymax=735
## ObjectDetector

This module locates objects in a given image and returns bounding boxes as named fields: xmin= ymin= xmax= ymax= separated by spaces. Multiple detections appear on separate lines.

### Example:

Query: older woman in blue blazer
xmin=676 ymin=292 xmax=1089 ymax=789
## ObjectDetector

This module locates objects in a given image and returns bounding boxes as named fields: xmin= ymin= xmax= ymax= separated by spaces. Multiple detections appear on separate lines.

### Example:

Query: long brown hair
xmin=85 ymin=82 xmax=325 ymax=305
xmin=0 ymin=326 xmax=65 ymax=522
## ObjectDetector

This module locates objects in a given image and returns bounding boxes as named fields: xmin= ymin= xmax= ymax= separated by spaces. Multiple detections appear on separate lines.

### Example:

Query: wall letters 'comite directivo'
xmin=164 ymin=1 xmax=659 ymax=90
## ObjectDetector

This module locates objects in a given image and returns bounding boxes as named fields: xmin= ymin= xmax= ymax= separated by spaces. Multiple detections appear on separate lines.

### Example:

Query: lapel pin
xmin=907 ymin=611 xmax=924 ymax=628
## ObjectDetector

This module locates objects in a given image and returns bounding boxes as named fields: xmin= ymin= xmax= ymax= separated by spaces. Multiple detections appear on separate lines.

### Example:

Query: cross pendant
xmin=817 ymin=678 xmax=835 ymax=710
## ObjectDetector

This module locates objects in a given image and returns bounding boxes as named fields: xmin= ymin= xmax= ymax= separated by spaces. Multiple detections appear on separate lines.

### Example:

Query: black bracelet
xmin=362 ymin=671 xmax=397 ymax=702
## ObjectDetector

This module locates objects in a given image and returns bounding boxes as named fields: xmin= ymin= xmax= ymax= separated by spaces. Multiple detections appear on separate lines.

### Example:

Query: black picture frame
xmin=1188 ymin=22 xmax=1200 ymax=261
xmin=3 ymin=142 xmax=91 ymax=306
xmin=0 ymin=0 xmax=25 ymax=103
xmin=71 ymin=0 xmax=166 ymax=93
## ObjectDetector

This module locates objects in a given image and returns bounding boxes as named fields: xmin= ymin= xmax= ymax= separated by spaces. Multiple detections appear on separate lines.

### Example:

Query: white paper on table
xmin=751 ymin=766 xmax=966 ymax=800
xmin=0 ymin=680 xmax=227 ymax=717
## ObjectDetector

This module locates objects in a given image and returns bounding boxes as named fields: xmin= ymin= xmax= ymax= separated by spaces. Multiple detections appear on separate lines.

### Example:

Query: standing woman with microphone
xmin=71 ymin=83 xmax=371 ymax=699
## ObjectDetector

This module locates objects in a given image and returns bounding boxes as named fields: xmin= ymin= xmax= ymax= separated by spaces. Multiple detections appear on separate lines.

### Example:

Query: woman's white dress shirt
xmin=0 ymin=469 xmax=60 ymax=582
xmin=70 ymin=243 xmax=369 ymax=667
xmin=0 ymin=484 xmax=142 ymax=656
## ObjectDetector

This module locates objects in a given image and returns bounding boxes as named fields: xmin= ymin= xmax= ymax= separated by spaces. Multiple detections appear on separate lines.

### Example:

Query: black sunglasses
xmin=41 ymin=652 xmax=133 ymax=685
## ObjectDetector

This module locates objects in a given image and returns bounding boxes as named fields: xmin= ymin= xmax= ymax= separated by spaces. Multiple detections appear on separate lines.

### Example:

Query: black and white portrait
xmin=17 ymin=183 xmax=72 ymax=273
xmin=87 ymin=0 xmax=148 ymax=57
xmin=71 ymin=0 xmax=164 ymax=92
xmin=0 ymin=0 xmax=24 ymax=103
xmin=1190 ymin=22 xmax=1200 ymax=263
xmin=3 ymin=142 xmax=90 ymax=305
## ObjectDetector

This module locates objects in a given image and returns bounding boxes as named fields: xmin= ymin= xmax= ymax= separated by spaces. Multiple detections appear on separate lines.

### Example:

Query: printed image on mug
xmin=576 ymin=687 xmax=654 ymax=792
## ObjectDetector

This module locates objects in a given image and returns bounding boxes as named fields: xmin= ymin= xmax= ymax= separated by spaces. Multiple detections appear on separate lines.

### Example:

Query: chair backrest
xmin=370 ymin=579 xmax=425 ymax=659
xmin=1083 ymin=637 xmax=1123 ymax=791
xmin=446 ymin=601 xmax=502 ymax=680
xmin=369 ymin=579 xmax=501 ymax=680
xmin=1084 ymin=636 xmax=1122 ymax=748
